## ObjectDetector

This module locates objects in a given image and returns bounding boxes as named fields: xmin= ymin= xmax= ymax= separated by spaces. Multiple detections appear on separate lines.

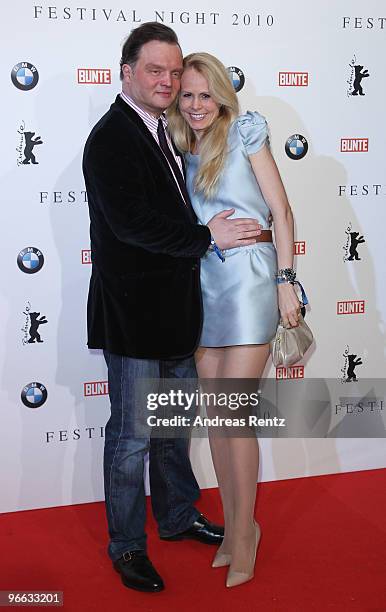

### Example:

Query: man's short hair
xmin=120 ymin=22 xmax=180 ymax=79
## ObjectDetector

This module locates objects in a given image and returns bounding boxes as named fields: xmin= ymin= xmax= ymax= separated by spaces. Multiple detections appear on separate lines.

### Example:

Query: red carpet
xmin=1 ymin=469 xmax=385 ymax=611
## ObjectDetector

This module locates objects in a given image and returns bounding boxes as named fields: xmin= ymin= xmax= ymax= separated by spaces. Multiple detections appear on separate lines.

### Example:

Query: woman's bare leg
xmin=219 ymin=344 xmax=270 ymax=575
xmin=195 ymin=346 xmax=234 ymax=558
xmin=196 ymin=343 xmax=269 ymax=573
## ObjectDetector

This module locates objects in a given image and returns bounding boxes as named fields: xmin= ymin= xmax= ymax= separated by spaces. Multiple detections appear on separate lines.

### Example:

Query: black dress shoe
xmin=160 ymin=514 xmax=224 ymax=545
xmin=113 ymin=551 xmax=164 ymax=592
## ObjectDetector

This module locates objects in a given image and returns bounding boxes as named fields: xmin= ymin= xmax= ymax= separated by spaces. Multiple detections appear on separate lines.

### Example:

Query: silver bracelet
xmin=276 ymin=268 xmax=296 ymax=283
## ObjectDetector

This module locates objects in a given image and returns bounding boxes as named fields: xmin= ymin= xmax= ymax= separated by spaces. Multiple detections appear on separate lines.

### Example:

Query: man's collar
xmin=120 ymin=91 xmax=168 ymax=128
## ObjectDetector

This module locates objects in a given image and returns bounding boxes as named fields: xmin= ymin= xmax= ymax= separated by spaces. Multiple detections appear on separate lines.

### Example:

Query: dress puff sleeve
xmin=236 ymin=110 xmax=269 ymax=155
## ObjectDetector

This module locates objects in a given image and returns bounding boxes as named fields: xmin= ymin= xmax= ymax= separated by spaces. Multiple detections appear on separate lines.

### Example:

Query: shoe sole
xmin=121 ymin=578 xmax=164 ymax=593
xmin=160 ymin=534 xmax=185 ymax=541
xmin=160 ymin=535 xmax=220 ymax=544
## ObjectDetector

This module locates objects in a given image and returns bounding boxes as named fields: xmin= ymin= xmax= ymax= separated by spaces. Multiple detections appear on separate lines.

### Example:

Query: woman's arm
xmin=249 ymin=145 xmax=301 ymax=328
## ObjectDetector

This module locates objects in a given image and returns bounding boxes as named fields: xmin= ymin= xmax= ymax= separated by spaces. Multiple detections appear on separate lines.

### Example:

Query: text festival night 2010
xmin=32 ymin=5 xmax=275 ymax=26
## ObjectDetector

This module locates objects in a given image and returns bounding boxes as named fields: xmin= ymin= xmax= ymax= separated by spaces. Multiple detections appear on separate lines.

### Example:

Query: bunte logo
xmin=337 ymin=300 xmax=365 ymax=315
xmin=340 ymin=138 xmax=368 ymax=153
xmin=278 ymin=72 xmax=308 ymax=87
xmin=77 ymin=68 xmax=111 ymax=84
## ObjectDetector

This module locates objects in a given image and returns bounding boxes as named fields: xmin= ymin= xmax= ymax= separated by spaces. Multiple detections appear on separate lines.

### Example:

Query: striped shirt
xmin=120 ymin=91 xmax=186 ymax=202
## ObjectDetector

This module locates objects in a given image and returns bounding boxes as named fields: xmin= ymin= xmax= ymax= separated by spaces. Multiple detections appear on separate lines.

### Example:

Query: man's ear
xmin=121 ymin=63 xmax=133 ymax=82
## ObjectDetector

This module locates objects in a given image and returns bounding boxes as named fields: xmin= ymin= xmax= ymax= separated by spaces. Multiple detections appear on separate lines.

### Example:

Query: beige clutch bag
xmin=270 ymin=315 xmax=313 ymax=368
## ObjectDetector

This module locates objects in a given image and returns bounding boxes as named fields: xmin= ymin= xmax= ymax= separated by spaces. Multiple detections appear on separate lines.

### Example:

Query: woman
xmin=168 ymin=53 xmax=300 ymax=588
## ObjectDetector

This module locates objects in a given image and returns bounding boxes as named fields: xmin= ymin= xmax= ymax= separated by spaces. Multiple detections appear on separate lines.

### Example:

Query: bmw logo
xmin=17 ymin=247 xmax=44 ymax=274
xmin=11 ymin=62 xmax=39 ymax=91
xmin=227 ymin=66 xmax=245 ymax=93
xmin=285 ymin=134 xmax=309 ymax=160
xmin=21 ymin=382 xmax=48 ymax=409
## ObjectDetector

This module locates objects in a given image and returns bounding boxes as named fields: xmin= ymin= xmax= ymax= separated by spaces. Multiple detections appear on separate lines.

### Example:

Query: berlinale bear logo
xmin=347 ymin=55 xmax=370 ymax=97
xmin=341 ymin=346 xmax=363 ymax=383
xmin=16 ymin=121 xmax=43 ymax=166
xmin=22 ymin=302 xmax=48 ymax=345
xmin=343 ymin=223 xmax=365 ymax=262
xmin=22 ymin=132 xmax=43 ymax=164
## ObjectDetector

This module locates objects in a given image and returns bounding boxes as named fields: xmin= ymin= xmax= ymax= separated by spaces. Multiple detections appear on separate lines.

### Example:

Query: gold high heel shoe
xmin=212 ymin=550 xmax=231 ymax=568
xmin=226 ymin=521 xmax=261 ymax=588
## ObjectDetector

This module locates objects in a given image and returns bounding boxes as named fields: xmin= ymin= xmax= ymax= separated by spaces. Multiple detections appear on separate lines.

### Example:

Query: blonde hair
xmin=167 ymin=52 xmax=239 ymax=199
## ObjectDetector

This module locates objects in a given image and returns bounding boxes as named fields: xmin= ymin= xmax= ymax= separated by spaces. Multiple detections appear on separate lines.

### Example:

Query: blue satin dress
xmin=185 ymin=111 xmax=279 ymax=347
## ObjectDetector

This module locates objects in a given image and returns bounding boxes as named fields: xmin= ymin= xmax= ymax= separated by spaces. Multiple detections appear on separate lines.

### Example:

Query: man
xmin=83 ymin=22 xmax=261 ymax=593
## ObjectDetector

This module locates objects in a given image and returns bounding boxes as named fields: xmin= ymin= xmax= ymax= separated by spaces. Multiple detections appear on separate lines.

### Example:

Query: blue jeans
xmin=103 ymin=351 xmax=201 ymax=560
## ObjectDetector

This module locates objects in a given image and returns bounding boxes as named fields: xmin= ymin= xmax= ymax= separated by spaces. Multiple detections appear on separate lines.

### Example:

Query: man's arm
xmin=84 ymin=143 xmax=210 ymax=258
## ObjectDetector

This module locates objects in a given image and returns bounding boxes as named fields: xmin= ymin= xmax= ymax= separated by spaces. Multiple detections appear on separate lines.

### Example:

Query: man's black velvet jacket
xmin=83 ymin=95 xmax=211 ymax=359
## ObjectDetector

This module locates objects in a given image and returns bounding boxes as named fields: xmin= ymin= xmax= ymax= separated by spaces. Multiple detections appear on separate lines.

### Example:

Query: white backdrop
xmin=1 ymin=0 xmax=385 ymax=513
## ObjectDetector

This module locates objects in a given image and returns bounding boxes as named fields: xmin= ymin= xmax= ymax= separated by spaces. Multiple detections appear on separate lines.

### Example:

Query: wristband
xmin=276 ymin=278 xmax=309 ymax=306
xmin=209 ymin=235 xmax=225 ymax=263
